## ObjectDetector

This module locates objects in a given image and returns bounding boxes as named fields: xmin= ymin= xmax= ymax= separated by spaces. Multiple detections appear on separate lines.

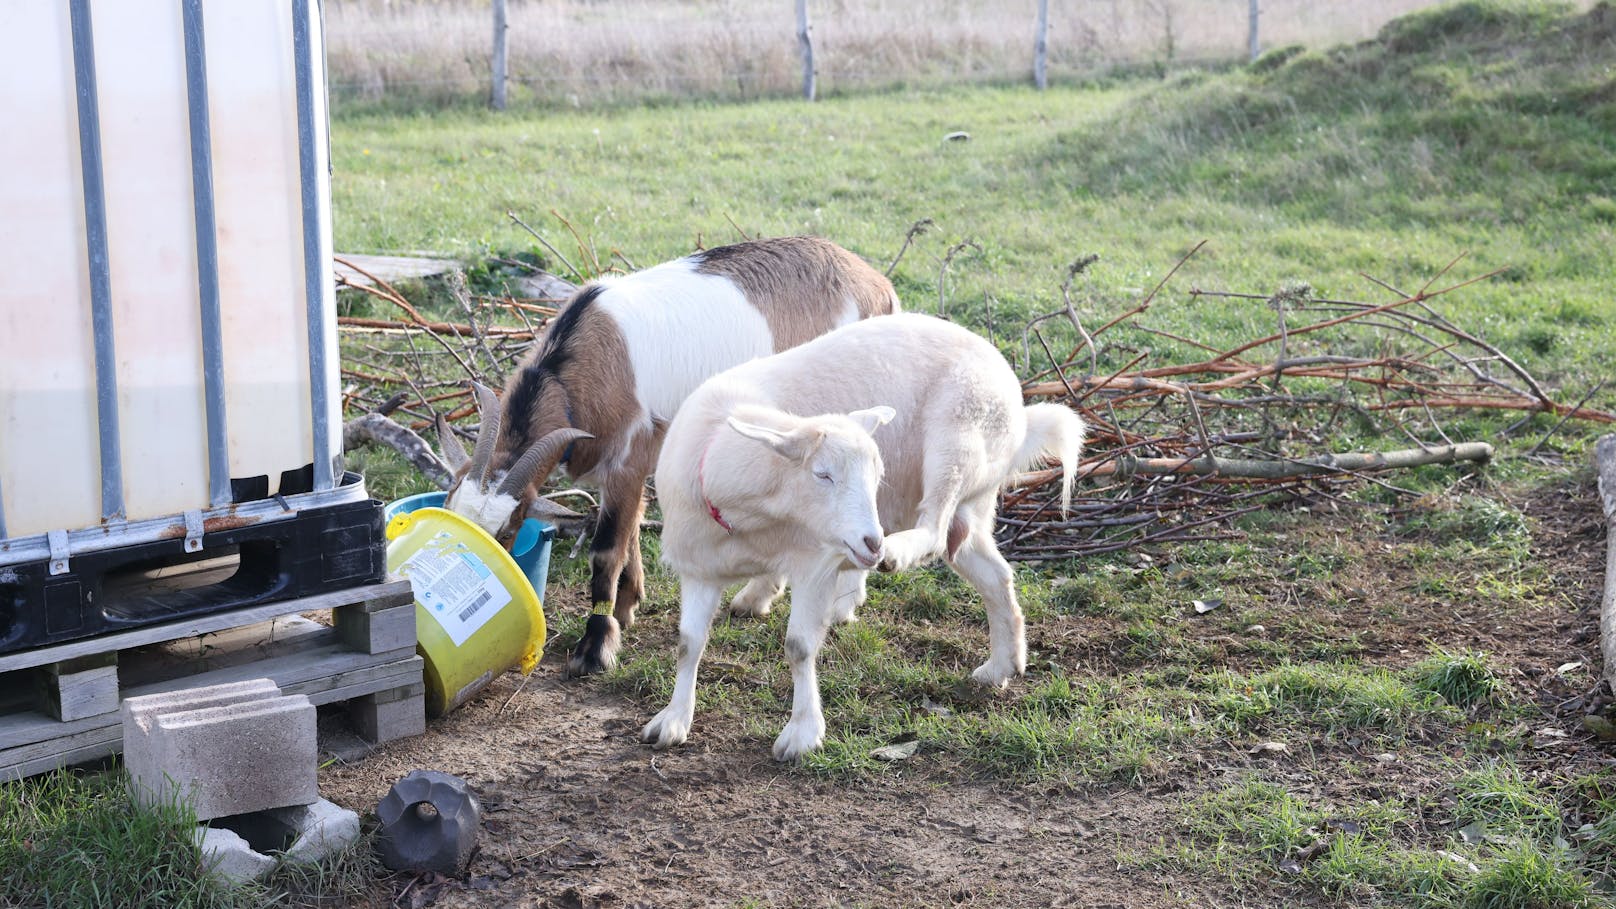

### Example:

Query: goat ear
xmin=726 ymin=416 xmax=820 ymax=462
xmin=846 ymin=406 xmax=896 ymax=436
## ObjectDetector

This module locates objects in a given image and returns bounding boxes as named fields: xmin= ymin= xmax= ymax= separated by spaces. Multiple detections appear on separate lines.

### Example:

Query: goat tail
xmin=1014 ymin=403 xmax=1086 ymax=517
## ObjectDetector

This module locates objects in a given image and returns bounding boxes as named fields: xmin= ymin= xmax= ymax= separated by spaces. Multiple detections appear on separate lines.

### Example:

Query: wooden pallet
xmin=0 ymin=579 xmax=423 ymax=781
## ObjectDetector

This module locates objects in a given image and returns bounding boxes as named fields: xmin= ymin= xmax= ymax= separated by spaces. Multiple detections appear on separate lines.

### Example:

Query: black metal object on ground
xmin=376 ymin=770 xmax=482 ymax=874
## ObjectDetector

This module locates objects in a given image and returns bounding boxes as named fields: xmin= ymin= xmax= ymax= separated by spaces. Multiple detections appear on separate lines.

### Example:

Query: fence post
xmin=1247 ymin=0 xmax=1259 ymax=62
xmin=1034 ymin=0 xmax=1049 ymax=89
xmin=796 ymin=0 xmax=815 ymax=101
xmin=491 ymin=0 xmax=509 ymax=110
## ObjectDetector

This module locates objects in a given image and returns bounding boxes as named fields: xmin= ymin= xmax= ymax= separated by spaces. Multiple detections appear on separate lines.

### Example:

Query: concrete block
xmin=123 ymin=678 xmax=283 ymax=810
xmin=350 ymin=682 xmax=426 ymax=744
xmin=194 ymin=825 xmax=276 ymax=885
xmin=122 ymin=678 xmax=283 ymax=740
xmin=335 ymin=600 xmax=416 ymax=655
xmin=268 ymin=798 xmax=362 ymax=864
xmin=125 ymin=685 xmax=317 ymax=820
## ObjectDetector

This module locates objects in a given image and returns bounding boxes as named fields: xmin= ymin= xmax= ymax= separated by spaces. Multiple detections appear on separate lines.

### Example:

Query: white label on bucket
xmin=399 ymin=531 xmax=513 ymax=646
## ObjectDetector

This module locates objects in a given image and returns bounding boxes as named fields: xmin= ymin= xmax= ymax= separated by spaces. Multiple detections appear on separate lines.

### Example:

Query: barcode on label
xmin=458 ymin=590 xmax=493 ymax=622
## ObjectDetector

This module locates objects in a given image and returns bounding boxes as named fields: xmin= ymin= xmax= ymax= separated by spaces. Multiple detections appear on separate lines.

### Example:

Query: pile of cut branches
xmin=332 ymin=231 xmax=1613 ymax=564
xmin=999 ymin=243 xmax=1613 ymax=561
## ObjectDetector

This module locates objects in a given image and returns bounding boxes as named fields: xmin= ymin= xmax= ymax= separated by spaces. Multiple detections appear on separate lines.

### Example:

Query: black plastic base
xmin=0 ymin=498 xmax=385 ymax=655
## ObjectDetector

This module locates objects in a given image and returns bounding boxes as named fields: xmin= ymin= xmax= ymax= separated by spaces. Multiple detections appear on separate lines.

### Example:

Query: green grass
xmin=1164 ymin=766 xmax=1607 ymax=908
xmin=0 ymin=771 xmax=227 ymax=909
xmin=0 ymin=771 xmax=383 ymax=909
xmin=331 ymin=1 xmax=1616 ymax=406
xmin=1415 ymin=649 xmax=1503 ymax=709
xmin=1451 ymin=763 xmax=1563 ymax=837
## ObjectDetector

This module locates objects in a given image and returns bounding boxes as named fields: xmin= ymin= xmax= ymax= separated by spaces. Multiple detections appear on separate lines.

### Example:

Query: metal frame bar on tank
xmin=68 ymin=0 xmax=125 ymax=524
xmin=293 ymin=0 xmax=336 ymax=493
xmin=181 ymin=0 xmax=233 ymax=509
xmin=0 ymin=0 xmax=367 ymax=566
xmin=0 ymin=472 xmax=373 ymax=570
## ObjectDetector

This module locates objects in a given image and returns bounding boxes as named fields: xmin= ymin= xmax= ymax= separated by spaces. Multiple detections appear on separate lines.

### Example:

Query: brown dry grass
xmin=325 ymin=0 xmax=1450 ymax=106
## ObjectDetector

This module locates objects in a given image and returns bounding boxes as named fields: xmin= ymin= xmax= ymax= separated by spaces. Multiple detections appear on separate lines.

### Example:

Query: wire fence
xmin=323 ymin=0 xmax=1446 ymax=108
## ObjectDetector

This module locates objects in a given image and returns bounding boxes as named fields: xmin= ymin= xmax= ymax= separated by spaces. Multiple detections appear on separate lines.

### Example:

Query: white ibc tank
xmin=0 ymin=0 xmax=341 ymax=543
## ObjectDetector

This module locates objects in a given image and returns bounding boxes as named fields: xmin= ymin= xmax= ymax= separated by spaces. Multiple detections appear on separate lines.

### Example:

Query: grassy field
xmin=8 ymin=2 xmax=1616 ymax=906
xmin=331 ymin=0 xmax=1616 ymax=396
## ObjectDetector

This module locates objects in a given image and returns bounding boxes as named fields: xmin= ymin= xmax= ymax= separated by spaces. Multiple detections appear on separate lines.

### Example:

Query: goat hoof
xmin=771 ymin=721 xmax=825 ymax=762
xmin=642 ymin=708 xmax=691 ymax=750
xmin=970 ymin=660 xmax=1019 ymax=689
xmin=567 ymin=614 xmax=622 ymax=677
xmin=567 ymin=648 xmax=616 ymax=677
xmin=727 ymin=597 xmax=772 ymax=618
xmin=729 ymin=578 xmax=781 ymax=617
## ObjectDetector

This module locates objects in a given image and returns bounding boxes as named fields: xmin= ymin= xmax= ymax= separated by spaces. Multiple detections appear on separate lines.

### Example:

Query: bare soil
xmin=320 ymin=472 xmax=1616 ymax=909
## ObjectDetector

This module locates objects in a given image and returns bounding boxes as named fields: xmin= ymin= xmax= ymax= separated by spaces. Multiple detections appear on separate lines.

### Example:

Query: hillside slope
xmin=1052 ymin=0 xmax=1616 ymax=228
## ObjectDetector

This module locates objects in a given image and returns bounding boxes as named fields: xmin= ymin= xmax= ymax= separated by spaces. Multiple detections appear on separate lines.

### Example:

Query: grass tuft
xmin=1451 ymin=763 xmax=1561 ymax=837
xmin=1 ymin=771 xmax=225 ymax=909
xmin=1464 ymin=839 xmax=1598 ymax=909
xmin=1414 ymin=648 xmax=1501 ymax=708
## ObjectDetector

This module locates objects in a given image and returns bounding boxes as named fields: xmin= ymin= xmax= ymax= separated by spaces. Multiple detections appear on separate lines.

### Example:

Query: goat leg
xmin=729 ymin=575 xmax=786 ymax=618
xmin=948 ymin=519 xmax=1026 ymax=688
xmin=569 ymin=475 xmax=646 ymax=676
xmin=643 ymin=578 xmax=724 ymax=750
xmin=613 ymin=518 xmax=645 ymax=629
xmin=773 ymin=568 xmax=841 ymax=762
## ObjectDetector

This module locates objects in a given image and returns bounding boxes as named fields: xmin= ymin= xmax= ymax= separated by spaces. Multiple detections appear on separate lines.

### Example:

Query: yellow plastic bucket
xmin=384 ymin=506 xmax=546 ymax=716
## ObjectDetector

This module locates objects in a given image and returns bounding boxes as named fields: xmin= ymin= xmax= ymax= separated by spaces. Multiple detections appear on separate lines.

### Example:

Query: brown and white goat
xmin=641 ymin=313 xmax=1085 ymax=760
xmin=441 ymin=237 xmax=900 ymax=675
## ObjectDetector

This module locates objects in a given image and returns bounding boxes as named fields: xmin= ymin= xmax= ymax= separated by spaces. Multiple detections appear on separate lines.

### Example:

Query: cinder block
xmin=193 ymin=825 xmax=276 ymax=885
xmin=122 ymin=678 xmax=282 ymax=731
xmin=335 ymin=601 xmax=415 ymax=655
xmin=125 ymin=684 xmax=317 ymax=820
xmin=122 ymin=679 xmax=282 ymax=810
xmin=350 ymin=682 xmax=426 ymax=744
xmin=268 ymin=798 xmax=362 ymax=864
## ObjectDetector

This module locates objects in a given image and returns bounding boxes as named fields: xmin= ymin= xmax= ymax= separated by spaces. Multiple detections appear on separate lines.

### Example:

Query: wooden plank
xmin=1596 ymin=435 xmax=1616 ymax=689
xmin=117 ymin=616 xmax=337 ymax=689
xmin=0 ymin=728 xmax=124 ymax=782
xmin=0 ymin=644 xmax=414 ymax=751
xmin=124 ymin=643 xmax=416 ymax=700
xmin=0 ymin=579 xmax=412 ymax=674
xmin=297 ymin=656 xmax=422 ymax=707
xmin=0 ymin=718 xmax=125 ymax=766
xmin=333 ymin=253 xmax=458 ymax=287
xmin=34 ymin=653 xmax=120 ymax=722
xmin=0 ymin=655 xmax=422 ymax=777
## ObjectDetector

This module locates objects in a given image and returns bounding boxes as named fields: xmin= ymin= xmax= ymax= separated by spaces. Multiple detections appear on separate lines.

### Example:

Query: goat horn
xmin=467 ymin=382 xmax=503 ymax=487
xmin=496 ymin=428 xmax=593 ymax=500
xmin=436 ymin=412 xmax=469 ymax=471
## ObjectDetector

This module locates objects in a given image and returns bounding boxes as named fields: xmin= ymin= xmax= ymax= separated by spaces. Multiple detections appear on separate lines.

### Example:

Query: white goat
xmin=439 ymin=237 xmax=899 ymax=676
xmin=642 ymin=313 xmax=1085 ymax=760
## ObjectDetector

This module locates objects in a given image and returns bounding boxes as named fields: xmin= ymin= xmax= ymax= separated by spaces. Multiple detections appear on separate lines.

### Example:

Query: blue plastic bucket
xmin=383 ymin=492 xmax=555 ymax=596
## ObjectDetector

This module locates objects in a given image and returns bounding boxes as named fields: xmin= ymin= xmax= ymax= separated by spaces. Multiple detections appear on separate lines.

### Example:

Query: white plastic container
xmin=0 ymin=0 xmax=341 ymax=548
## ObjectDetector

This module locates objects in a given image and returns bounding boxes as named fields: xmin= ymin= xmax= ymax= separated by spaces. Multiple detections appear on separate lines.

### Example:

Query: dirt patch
xmin=323 ymin=671 xmax=1216 ymax=909
xmin=320 ymin=474 xmax=1613 ymax=908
